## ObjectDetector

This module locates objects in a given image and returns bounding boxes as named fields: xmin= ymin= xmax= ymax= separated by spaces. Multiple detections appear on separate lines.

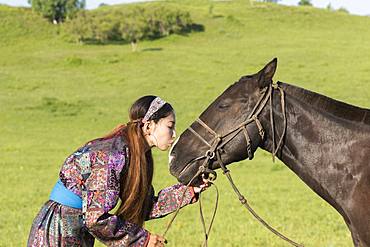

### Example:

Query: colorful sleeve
xmin=147 ymin=184 xmax=198 ymax=220
xmin=83 ymin=150 xmax=149 ymax=247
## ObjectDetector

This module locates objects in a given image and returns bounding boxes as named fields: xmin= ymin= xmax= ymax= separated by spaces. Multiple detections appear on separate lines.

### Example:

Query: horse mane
xmin=281 ymin=82 xmax=370 ymax=126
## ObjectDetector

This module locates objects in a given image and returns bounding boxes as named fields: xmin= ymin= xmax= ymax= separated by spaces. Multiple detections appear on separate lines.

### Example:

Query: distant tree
xmin=119 ymin=9 xmax=147 ymax=52
xmin=337 ymin=7 xmax=349 ymax=14
xmin=326 ymin=3 xmax=333 ymax=11
xmin=63 ymin=5 xmax=201 ymax=51
xmin=63 ymin=11 xmax=92 ymax=43
xmin=95 ymin=14 xmax=121 ymax=42
xmin=99 ymin=3 xmax=108 ymax=8
xmin=298 ymin=0 xmax=312 ymax=6
xmin=28 ymin=0 xmax=85 ymax=23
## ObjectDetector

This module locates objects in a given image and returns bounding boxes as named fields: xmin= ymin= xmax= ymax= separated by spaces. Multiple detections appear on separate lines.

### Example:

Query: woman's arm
xmin=147 ymin=184 xmax=198 ymax=220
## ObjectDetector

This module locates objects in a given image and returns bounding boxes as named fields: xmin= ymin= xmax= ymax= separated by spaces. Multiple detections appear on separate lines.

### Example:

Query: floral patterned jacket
xmin=59 ymin=134 xmax=197 ymax=246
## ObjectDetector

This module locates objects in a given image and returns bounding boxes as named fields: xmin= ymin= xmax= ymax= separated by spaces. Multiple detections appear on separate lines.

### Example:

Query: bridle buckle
xmin=205 ymin=150 xmax=216 ymax=160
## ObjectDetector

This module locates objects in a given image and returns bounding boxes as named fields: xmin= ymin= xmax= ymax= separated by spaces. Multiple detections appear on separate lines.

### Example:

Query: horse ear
xmin=257 ymin=58 xmax=277 ymax=88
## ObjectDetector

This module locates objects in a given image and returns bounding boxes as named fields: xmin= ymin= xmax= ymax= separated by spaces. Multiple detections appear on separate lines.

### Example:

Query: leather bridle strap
xmin=270 ymin=84 xmax=287 ymax=161
xmin=217 ymin=152 xmax=303 ymax=247
xmin=163 ymin=83 xmax=303 ymax=247
xmin=186 ymin=84 xmax=272 ymax=167
xmin=183 ymin=83 xmax=303 ymax=247
xmin=162 ymin=165 xmax=219 ymax=247
xmin=187 ymin=86 xmax=271 ymax=163
xmin=188 ymin=127 xmax=212 ymax=148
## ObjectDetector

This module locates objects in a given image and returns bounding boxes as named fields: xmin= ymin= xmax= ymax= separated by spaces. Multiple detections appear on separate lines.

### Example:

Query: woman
xmin=28 ymin=96 xmax=208 ymax=247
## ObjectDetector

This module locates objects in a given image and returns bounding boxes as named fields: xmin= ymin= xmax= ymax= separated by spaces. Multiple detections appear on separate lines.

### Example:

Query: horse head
xmin=169 ymin=58 xmax=279 ymax=185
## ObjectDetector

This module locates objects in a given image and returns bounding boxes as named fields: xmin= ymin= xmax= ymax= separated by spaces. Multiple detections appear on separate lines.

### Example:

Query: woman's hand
xmin=148 ymin=234 xmax=167 ymax=247
xmin=193 ymin=177 xmax=212 ymax=193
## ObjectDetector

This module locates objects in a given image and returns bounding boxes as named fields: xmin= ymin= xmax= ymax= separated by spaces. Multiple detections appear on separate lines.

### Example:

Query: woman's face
xmin=149 ymin=112 xmax=176 ymax=151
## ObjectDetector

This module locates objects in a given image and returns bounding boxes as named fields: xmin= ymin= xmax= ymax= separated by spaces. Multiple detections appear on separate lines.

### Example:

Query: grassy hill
xmin=1 ymin=1 xmax=370 ymax=246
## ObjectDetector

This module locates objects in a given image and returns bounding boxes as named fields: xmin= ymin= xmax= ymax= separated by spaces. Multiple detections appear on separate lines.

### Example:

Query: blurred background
xmin=1 ymin=0 xmax=369 ymax=246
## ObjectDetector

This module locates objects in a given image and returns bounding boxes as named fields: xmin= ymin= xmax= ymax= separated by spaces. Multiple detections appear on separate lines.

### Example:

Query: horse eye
xmin=218 ymin=102 xmax=230 ymax=109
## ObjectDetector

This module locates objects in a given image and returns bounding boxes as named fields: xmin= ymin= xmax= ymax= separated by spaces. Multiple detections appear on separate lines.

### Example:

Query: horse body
xmin=169 ymin=58 xmax=370 ymax=246
xmin=266 ymin=83 xmax=370 ymax=246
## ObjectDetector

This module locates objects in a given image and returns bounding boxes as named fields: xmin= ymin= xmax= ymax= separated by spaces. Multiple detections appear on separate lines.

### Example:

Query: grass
xmin=1 ymin=0 xmax=370 ymax=246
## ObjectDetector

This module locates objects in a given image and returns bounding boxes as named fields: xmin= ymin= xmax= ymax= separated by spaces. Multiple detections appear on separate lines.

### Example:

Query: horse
xmin=168 ymin=58 xmax=370 ymax=247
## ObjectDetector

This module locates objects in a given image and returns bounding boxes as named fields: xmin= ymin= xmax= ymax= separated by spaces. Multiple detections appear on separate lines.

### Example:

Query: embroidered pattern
xmin=28 ymin=135 xmax=197 ymax=246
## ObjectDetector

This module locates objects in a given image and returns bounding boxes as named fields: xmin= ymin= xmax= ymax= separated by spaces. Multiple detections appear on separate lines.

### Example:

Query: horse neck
xmin=259 ymin=82 xmax=370 ymax=212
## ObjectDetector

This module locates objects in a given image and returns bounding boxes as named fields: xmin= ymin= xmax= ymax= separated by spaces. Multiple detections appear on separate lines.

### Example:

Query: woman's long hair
xmin=100 ymin=96 xmax=174 ymax=226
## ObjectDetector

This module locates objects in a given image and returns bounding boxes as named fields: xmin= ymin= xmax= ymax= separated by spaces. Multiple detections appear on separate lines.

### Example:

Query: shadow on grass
xmin=77 ymin=24 xmax=205 ymax=46
xmin=212 ymin=14 xmax=224 ymax=19
xmin=190 ymin=23 xmax=205 ymax=32
xmin=81 ymin=39 xmax=127 ymax=46
xmin=142 ymin=48 xmax=163 ymax=52
xmin=22 ymin=97 xmax=89 ymax=117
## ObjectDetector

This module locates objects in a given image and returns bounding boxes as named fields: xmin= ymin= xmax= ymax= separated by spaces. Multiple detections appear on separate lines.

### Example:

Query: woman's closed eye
xmin=168 ymin=122 xmax=175 ymax=129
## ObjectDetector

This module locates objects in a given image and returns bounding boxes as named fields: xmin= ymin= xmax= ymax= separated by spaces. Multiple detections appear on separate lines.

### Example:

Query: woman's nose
xmin=172 ymin=130 xmax=176 ymax=139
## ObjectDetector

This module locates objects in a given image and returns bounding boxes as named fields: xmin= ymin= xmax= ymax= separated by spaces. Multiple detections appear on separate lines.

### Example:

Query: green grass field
xmin=1 ymin=0 xmax=370 ymax=246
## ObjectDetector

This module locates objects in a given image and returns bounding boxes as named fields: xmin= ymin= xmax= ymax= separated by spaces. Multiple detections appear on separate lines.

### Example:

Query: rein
xmin=164 ymin=83 xmax=303 ymax=247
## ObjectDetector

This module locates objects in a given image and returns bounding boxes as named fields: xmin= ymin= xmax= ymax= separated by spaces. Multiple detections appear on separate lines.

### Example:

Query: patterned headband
xmin=142 ymin=97 xmax=166 ymax=123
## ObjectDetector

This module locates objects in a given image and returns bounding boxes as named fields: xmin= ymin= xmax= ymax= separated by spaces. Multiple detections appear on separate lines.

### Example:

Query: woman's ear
xmin=142 ymin=120 xmax=154 ymax=135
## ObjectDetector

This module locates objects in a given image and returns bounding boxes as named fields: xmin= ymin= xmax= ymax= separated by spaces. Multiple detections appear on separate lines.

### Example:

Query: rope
xmin=162 ymin=168 xmax=219 ymax=247
xmin=162 ymin=170 xmax=201 ymax=238
xmin=165 ymin=83 xmax=303 ymax=247
xmin=217 ymin=151 xmax=303 ymax=247
xmin=273 ymin=86 xmax=287 ymax=158
xmin=270 ymin=84 xmax=276 ymax=162
xmin=225 ymin=171 xmax=303 ymax=247
xmin=199 ymin=181 xmax=219 ymax=247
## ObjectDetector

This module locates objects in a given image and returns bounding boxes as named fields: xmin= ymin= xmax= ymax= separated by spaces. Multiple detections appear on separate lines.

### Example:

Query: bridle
xmin=163 ymin=82 xmax=304 ymax=247
xmin=179 ymin=82 xmax=286 ymax=179
xmin=183 ymin=82 xmax=271 ymax=177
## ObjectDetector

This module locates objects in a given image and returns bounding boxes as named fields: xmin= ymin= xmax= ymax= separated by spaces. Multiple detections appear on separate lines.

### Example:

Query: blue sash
xmin=49 ymin=179 xmax=82 ymax=209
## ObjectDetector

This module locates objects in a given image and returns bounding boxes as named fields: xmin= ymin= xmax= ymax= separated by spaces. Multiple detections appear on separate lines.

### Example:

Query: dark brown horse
xmin=169 ymin=58 xmax=370 ymax=246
